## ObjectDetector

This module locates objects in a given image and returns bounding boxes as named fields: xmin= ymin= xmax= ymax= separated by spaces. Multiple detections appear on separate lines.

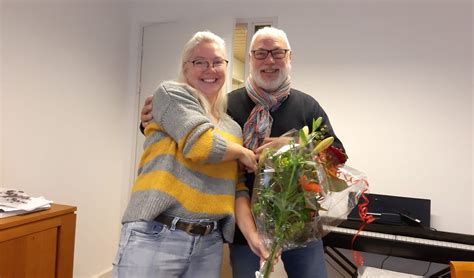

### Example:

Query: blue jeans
xmin=229 ymin=240 xmax=328 ymax=278
xmin=112 ymin=220 xmax=223 ymax=278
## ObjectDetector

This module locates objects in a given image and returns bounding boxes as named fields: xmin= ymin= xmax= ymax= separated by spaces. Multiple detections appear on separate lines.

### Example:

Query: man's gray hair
xmin=249 ymin=26 xmax=291 ymax=51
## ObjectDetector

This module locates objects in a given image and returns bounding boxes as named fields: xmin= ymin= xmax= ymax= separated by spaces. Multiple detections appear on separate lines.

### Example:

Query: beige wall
xmin=1 ymin=2 xmax=134 ymax=277
xmin=1 ymin=1 xmax=472 ymax=277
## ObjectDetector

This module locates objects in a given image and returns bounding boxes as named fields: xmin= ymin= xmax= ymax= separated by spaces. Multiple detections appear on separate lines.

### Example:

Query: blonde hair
xmin=177 ymin=31 xmax=228 ymax=118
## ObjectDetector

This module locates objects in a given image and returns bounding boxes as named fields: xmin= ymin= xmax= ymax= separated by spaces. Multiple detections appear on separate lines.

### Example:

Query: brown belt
xmin=154 ymin=214 xmax=216 ymax=236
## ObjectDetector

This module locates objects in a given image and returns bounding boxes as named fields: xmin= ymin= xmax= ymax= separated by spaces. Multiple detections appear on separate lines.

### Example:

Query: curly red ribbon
xmin=334 ymin=169 xmax=373 ymax=266
xmin=351 ymin=188 xmax=375 ymax=266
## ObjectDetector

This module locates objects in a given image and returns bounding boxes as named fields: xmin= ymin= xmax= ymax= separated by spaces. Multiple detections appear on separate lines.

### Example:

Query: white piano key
xmin=324 ymin=225 xmax=473 ymax=251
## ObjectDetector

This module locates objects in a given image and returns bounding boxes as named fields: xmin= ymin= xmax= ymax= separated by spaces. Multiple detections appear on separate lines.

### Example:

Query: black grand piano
xmin=322 ymin=193 xmax=474 ymax=277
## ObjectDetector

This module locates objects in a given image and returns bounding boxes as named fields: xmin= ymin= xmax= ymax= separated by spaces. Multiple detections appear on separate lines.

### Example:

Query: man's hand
xmin=141 ymin=95 xmax=154 ymax=127
xmin=255 ymin=136 xmax=292 ymax=158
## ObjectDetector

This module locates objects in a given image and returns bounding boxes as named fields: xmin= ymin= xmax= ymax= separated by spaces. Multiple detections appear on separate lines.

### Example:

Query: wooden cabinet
xmin=0 ymin=204 xmax=76 ymax=278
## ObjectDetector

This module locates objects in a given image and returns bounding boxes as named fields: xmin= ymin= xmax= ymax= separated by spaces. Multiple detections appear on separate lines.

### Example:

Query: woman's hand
xmin=239 ymin=147 xmax=257 ymax=172
xmin=247 ymin=232 xmax=271 ymax=264
xmin=224 ymin=142 xmax=256 ymax=172
xmin=235 ymin=197 xmax=271 ymax=264
xmin=237 ymin=145 xmax=257 ymax=173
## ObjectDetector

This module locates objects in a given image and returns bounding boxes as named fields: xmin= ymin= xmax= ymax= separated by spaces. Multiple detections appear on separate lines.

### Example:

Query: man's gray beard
xmin=251 ymin=66 xmax=290 ymax=91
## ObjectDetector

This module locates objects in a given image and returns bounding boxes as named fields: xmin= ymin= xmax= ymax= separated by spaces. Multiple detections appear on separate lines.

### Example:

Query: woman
xmin=113 ymin=31 xmax=256 ymax=278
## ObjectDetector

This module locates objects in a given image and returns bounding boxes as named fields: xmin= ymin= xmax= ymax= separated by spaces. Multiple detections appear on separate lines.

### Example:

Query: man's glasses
xmin=251 ymin=49 xmax=290 ymax=60
xmin=187 ymin=59 xmax=229 ymax=70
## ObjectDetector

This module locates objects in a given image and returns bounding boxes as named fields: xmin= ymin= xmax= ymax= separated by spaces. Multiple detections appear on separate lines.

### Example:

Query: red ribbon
xmin=351 ymin=188 xmax=375 ymax=266
xmin=330 ymin=167 xmax=373 ymax=266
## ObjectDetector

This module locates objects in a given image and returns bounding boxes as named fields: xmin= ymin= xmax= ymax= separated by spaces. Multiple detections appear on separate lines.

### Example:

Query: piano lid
xmin=347 ymin=193 xmax=431 ymax=228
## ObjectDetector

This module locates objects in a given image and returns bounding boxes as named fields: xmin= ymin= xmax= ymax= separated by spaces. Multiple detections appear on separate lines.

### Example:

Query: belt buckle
xmin=203 ymin=223 xmax=213 ymax=236
xmin=184 ymin=223 xmax=196 ymax=235
xmin=183 ymin=222 xmax=213 ymax=236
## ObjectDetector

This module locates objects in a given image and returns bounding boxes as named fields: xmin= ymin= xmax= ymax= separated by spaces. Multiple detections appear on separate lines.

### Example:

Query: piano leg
xmin=324 ymin=246 xmax=357 ymax=278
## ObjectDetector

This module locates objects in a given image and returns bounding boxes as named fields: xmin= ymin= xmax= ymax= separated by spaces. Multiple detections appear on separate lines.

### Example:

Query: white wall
xmin=0 ymin=2 xmax=4 ymax=182
xmin=282 ymin=2 xmax=472 ymax=234
xmin=1 ymin=2 xmax=134 ymax=277
xmin=1 ymin=1 xmax=472 ymax=277
xmin=129 ymin=0 xmax=472 ymax=233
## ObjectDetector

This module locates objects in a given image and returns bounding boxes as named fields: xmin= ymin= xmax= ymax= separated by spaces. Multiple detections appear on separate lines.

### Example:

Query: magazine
xmin=0 ymin=188 xmax=52 ymax=218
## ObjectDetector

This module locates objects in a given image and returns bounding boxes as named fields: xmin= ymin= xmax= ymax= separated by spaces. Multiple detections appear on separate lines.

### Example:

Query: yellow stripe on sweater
xmin=133 ymin=170 xmax=234 ymax=214
xmin=139 ymin=126 xmax=242 ymax=180
xmin=139 ymin=137 xmax=238 ymax=180
xmin=183 ymin=129 xmax=213 ymax=162
xmin=236 ymin=182 xmax=248 ymax=193
xmin=144 ymin=122 xmax=160 ymax=136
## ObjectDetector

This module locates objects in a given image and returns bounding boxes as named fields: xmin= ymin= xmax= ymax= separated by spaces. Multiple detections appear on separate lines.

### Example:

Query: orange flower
xmin=326 ymin=165 xmax=339 ymax=178
xmin=299 ymin=175 xmax=321 ymax=193
xmin=304 ymin=182 xmax=321 ymax=193
xmin=299 ymin=175 xmax=308 ymax=186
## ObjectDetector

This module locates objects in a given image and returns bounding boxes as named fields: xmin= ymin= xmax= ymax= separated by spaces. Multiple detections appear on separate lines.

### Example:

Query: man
xmin=227 ymin=26 xmax=344 ymax=278
xmin=141 ymin=27 xmax=344 ymax=278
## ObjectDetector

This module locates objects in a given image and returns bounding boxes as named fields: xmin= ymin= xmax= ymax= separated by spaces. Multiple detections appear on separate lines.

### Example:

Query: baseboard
xmin=93 ymin=267 xmax=112 ymax=278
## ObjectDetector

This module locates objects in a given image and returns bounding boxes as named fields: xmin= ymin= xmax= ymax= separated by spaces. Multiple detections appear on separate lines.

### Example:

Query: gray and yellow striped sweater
xmin=122 ymin=81 xmax=245 ymax=242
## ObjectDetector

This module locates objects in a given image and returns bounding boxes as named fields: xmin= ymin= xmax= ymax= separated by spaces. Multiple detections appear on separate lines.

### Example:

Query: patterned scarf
xmin=243 ymin=75 xmax=291 ymax=151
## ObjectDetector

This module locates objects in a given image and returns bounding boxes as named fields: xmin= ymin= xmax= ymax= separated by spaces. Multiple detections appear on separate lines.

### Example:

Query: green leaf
xmin=312 ymin=117 xmax=323 ymax=133
xmin=299 ymin=128 xmax=308 ymax=146
xmin=327 ymin=176 xmax=349 ymax=192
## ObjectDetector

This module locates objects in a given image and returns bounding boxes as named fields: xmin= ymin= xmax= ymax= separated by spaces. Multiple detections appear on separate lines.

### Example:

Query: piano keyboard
xmin=324 ymin=225 xmax=474 ymax=251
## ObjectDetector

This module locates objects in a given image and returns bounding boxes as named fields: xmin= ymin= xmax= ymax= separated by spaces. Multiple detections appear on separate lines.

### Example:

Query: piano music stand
xmin=346 ymin=193 xmax=431 ymax=227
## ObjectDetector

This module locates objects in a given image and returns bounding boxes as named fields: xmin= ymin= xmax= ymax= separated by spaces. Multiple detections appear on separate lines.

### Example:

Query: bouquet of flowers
xmin=251 ymin=117 xmax=369 ymax=278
